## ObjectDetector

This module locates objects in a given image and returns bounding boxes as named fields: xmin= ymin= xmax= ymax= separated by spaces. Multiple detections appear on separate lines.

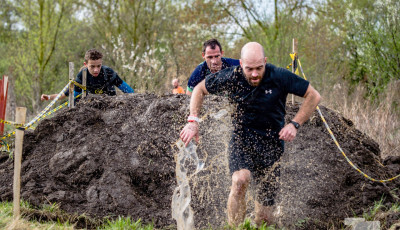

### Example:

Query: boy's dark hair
xmin=202 ymin=38 xmax=222 ymax=53
xmin=84 ymin=49 xmax=103 ymax=62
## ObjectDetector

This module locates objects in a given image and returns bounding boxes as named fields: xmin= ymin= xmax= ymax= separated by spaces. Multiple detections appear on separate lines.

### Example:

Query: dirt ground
xmin=0 ymin=93 xmax=399 ymax=229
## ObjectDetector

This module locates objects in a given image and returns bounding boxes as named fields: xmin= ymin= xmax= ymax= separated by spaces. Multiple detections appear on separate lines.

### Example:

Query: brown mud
xmin=0 ymin=93 xmax=399 ymax=229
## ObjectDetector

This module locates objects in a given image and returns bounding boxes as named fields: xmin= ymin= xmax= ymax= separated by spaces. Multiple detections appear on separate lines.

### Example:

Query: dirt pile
xmin=0 ymin=93 xmax=399 ymax=229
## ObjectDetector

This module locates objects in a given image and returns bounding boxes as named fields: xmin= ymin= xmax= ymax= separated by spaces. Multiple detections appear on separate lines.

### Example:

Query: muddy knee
xmin=231 ymin=169 xmax=251 ymax=196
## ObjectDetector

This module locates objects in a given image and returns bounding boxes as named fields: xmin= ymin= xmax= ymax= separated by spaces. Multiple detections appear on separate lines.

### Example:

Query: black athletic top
xmin=65 ymin=66 xmax=124 ymax=96
xmin=205 ymin=64 xmax=309 ymax=135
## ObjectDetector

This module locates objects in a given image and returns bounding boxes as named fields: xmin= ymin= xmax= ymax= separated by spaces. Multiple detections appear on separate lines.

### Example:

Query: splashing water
xmin=172 ymin=140 xmax=204 ymax=230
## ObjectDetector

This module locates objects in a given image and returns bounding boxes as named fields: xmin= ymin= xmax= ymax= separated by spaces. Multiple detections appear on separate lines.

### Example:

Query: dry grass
xmin=321 ymin=80 xmax=400 ymax=159
xmin=4 ymin=217 xmax=74 ymax=230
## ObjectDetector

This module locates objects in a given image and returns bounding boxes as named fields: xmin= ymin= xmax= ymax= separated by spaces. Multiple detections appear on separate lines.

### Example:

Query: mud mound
xmin=0 ymin=93 xmax=399 ymax=229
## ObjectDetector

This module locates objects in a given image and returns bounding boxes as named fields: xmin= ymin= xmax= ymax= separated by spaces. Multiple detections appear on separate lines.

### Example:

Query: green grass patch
xmin=0 ymin=201 xmax=156 ymax=230
xmin=363 ymin=197 xmax=385 ymax=221
xmin=1 ymin=199 xmax=399 ymax=229
xmin=222 ymin=218 xmax=279 ymax=230
xmin=0 ymin=201 xmax=74 ymax=229
xmin=99 ymin=217 xmax=154 ymax=230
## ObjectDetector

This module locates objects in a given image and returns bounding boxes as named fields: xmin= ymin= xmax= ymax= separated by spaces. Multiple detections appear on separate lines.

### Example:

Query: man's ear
xmin=239 ymin=59 xmax=242 ymax=68
xmin=221 ymin=50 xmax=224 ymax=57
xmin=84 ymin=62 xmax=88 ymax=67
xmin=201 ymin=52 xmax=205 ymax=59
xmin=264 ymin=57 xmax=267 ymax=64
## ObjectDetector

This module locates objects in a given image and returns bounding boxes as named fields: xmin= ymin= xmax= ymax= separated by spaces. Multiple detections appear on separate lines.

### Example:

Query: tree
xmin=87 ymin=0 xmax=234 ymax=93
xmin=340 ymin=0 xmax=400 ymax=97
xmin=10 ymin=0 xmax=83 ymax=112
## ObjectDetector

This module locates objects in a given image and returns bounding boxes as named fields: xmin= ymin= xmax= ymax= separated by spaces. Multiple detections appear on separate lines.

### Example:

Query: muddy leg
xmin=227 ymin=169 xmax=251 ymax=226
xmin=254 ymin=201 xmax=275 ymax=226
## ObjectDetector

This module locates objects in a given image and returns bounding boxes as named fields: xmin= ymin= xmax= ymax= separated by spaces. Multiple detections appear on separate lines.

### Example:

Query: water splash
xmin=172 ymin=140 xmax=204 ymax=230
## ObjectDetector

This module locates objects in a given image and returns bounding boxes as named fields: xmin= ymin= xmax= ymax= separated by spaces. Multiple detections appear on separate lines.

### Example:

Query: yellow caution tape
xmin=71 ymin=80 xmax=86 ymax=91
xmin=289 ymin=53 xmax=300 ymax=75
xmin=0 ymin=119 xmax=24 ymax=127
xmin=0 ymin=140 xmax=10 ymax=152
xmin=0 ymin=131 xmax=15 ymax=140
xmin=1 ymin=83 xmax=81 ymax=140
xmin=295 ymin=57 xmax=400 ymax=182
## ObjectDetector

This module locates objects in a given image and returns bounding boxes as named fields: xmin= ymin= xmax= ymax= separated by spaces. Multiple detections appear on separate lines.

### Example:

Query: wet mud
xmin=0 ymin=93 xmax=399 ymax=229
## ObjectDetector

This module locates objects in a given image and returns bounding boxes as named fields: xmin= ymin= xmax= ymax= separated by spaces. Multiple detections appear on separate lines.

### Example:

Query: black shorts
xmin=228 ymin=129 xmax=284 ymax=206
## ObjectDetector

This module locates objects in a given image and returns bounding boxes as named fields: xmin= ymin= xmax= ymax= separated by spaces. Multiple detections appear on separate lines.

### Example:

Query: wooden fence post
xmin=292 ymin=38 xmax=298 ymax=105
xmin=69 ymin=62 xmax=75 ymax=108
xmin=0 ymin=76 xmax=9 ymax=135
xmin=13 ymin=107 xmax=27 ymax=218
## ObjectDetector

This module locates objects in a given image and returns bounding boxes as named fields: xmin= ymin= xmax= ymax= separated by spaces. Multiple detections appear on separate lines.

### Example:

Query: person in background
xmin=172 ymin=78 xmax=185 ymax=94
xmin=186 ymin=38 xmax=239 ymax=96
xmin=41 ymin=48 xmax=134 ymax=101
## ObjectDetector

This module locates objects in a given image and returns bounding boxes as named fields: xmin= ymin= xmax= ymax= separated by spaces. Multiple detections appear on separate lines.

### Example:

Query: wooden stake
xmin=292 ymin=38 xmax=298 ymax=105
xmin=13 ymin=107 xmax=27 ymax=218
xmin=82 ymin=69 xmax=87 ymax=98
xmin=0 ymin=76 xmax=9 ymax=135
xmin=69 ymin=62 xmax=75 ymax=108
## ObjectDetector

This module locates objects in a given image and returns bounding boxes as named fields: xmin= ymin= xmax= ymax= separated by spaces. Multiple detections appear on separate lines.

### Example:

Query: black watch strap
xmin=290 ymin=120 xmax=300 ymax=129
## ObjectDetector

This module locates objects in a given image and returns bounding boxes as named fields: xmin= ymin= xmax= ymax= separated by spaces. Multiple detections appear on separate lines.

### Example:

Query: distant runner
xmin=172 ymin=79 xmax=185 ymax=94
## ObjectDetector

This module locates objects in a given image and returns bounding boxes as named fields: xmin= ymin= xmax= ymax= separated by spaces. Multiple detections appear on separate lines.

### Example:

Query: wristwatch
xmin=290 ymin=120 xmax=300 ymax=129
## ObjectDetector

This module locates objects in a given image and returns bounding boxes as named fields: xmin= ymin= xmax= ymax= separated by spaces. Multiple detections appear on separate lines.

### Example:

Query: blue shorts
xmin=228 ymin=128 xmax=283 ymax=206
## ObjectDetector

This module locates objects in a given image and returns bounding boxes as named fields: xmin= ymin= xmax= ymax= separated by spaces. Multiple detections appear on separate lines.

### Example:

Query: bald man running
xmin=180 ymin=42 xmax=321 ymax=226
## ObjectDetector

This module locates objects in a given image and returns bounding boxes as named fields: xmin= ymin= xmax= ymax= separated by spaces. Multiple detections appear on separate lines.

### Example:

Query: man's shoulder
xmin=266 ymin=63 xmax=291 ymax=77
xmin=206 ymin=65 xmax=240 ymax=83
xmin=222 ymin=57 xmax=240 ymax=67
xmin=190 ymin=61 xmax=207 ymax=75
xmin=197 ymin=61 xmax=208 ymax=70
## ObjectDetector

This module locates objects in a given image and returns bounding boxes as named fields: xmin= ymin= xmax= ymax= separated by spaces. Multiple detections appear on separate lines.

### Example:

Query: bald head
xmin=172 ymin=78 xmax=179 ymax=88
xmin=240 ymin=42 xmax=265 ymax=61
xmin=240 ymin=42 xmax=267 ymax=87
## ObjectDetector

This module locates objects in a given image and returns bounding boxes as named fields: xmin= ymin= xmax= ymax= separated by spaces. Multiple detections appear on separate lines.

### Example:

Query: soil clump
xmin=0 ymin=93 xmax=399 ymax=229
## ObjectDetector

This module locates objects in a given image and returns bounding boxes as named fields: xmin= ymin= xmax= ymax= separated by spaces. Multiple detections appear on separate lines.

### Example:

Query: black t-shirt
xmin=205 ymin=63 xmax=309 ymax=135
xmin=65 ymin=66 xmax=124 ymax=96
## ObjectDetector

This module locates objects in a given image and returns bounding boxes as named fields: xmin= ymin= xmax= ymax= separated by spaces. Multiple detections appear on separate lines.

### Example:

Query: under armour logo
xmin=265 ymin=89 xmax=272 ymax=94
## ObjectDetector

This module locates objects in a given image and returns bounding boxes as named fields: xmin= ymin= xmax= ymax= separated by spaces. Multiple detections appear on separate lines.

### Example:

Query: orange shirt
xmin=172 ymin=86 xmax=185 ymax=94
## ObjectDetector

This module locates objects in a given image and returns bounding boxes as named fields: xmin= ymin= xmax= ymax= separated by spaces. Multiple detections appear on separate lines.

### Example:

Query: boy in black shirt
xmin=41 ymin=49 xmax=133 ymax=101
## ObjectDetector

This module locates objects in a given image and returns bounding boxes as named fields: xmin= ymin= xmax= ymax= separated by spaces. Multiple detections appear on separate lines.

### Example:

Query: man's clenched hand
xmin=180 ymin=122 xmax=199 ymax=147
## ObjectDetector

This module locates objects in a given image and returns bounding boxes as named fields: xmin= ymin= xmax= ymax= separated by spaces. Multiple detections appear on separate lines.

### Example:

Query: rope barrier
xmin=0 ymin=82 xmax=82 ymax=140
xmin=71 ymin=80 xmax=86 ymax=91
xmin=0 ymin=119 xmax=24 ymax=127
xmin=0 ymin=131 xmax=15 ymax=141
xmin=291 ymin=53 xmax=400 ymax=182
xmin=23 ymin=82 xmax=71 ymax=130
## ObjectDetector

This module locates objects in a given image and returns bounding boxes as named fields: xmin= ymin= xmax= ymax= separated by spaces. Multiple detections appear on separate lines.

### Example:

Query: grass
xmin=2 ymin=199 xmax=398 ymax=230
xmin=100 ymin=217 xmax=154 ymax=230
xmin=0 ymin=201 xmax=74 ymax=230
xmin=236 ymin=219 xmax=277 ymax=230
xmin=362 ymin=197 xmax=385 ymax=221
xmin=0 ymin=200 xmax=279 ymax=229
xmin=0 ymin=200 xmax=157 ymax=230
xmin=322 ymin=80 xmax=400 ymax=159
